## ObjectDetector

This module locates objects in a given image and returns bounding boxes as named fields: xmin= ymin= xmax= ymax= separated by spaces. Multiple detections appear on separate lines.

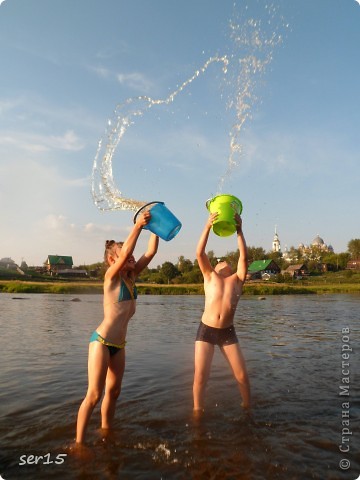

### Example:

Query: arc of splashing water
xmin=91 ymin=56 xmax=229 ymax=212
xmin=90 ymin=4 xmax=286 ymax=214
xmin=91 ymin=12 xmax=283 ymax=213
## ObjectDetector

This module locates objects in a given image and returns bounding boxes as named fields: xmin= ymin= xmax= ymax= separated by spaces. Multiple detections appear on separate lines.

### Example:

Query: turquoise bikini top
xmin=118 ymin=277 xmax=138 ymax=302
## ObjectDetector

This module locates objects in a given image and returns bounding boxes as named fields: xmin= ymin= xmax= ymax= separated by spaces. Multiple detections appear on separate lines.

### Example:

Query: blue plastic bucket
xmin=133 ymin=201 xmax=182 ymax=241
xmin=206 ymin=194 xmax=243 ymax=237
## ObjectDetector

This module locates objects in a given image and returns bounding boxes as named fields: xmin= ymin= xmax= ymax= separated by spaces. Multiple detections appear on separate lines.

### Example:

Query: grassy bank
xmin=1 ymin=280 xmax=360 ymax=295
xmin=0 ymin=280 xmax=103 ymax=295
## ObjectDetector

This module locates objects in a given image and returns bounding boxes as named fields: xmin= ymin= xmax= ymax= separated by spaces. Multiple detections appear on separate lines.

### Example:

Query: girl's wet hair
xmin=104 ymin=240 xmax=124 ymax=265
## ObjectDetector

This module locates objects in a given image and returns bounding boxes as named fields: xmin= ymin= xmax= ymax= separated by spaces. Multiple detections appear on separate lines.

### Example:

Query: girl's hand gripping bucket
xmin=206 ymin=194 xmax=243 ymax=237
xmin=134 ymin=201 xmax=182 ymax=241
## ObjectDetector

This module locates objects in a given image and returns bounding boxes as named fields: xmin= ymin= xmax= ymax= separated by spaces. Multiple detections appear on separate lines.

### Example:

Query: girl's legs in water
xmin=76 ymin=342 xmax=109 ymax=444
xmin=101 ymin=348 xmax=125 ymax=430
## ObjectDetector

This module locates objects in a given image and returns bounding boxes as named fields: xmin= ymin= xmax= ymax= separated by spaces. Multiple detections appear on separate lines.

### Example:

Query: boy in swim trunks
xmin=76 ymin=210 xmax=159 ymax=444
xmin=193 ymin=211 xmax=250 ymax=413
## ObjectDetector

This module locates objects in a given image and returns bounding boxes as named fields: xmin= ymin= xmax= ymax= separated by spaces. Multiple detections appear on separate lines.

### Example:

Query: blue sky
xmin=0 ymin=0 xmax=359 ymax=267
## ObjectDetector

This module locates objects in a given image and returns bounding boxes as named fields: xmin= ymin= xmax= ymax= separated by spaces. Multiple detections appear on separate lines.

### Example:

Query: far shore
xmin=1 ymin=279 xmax=360 ymax=296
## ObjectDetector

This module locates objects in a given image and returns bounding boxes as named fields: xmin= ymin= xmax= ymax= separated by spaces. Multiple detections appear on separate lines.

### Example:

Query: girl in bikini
xmin=76 ymin=210 xmax=159 ymax=444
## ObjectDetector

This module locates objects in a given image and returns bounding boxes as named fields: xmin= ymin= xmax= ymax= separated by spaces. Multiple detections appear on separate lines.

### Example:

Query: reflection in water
xmin=0 ymin=293 xmax=359 ymax=479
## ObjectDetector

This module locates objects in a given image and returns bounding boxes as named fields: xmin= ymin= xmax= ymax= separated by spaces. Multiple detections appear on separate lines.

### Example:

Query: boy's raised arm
xmin=196 ymin=213 xmax=218 ymax=276
xmin=235 ymin=214 xmax=248 ymax=283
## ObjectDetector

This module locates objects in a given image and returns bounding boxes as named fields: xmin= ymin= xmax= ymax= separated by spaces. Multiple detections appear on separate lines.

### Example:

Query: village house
xmin=0 ymin=257 xmax=17 ymax=270
xmin=284 ymin=264 xmax=308 ymax=279
xmin=45 ymin=255 xmax=74 ymax=275
xmin=44 ymin=255 xmax=88 ymax=278
xmin=346 ymin=259 xmax=360 ymax=270
xmin=247 ymin=259 xmax=281 ymax=280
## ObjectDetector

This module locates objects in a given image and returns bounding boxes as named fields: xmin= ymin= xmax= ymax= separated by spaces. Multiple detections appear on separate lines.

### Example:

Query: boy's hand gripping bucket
xmin=134 ymin=201 xmax=182 ymax=241
xmin=206 ymin=194 xmax=243 ymax=237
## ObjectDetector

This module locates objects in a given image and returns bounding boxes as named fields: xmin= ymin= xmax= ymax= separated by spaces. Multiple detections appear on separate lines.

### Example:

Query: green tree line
xmin=83 ymin=238 xmax=360 ymax=284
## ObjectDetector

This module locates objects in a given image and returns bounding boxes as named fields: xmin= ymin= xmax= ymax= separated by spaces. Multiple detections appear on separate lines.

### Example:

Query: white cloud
xmin=0 ymin=94 xmax=102 ymax=137
xmin=0 ymin=158 xmax=60 ymax=211
xmin=42 ymin=214 xmax=69 ymax=230
xmin=0 ymin=98 xmax=22 ymax=114
xmin=0 ymin=129 xmax=84 ymax=153
xmin=65 ymin=176 xmax=90 ymax=188
xmin=20 ymin=215 xmax=134 ymax=265
xmin=88 ymin=64 xmax=153 ymax=92
xmin=234 ymin=127 xmax=352 ymax=178
xmin=86 ymin=221 xmax=133 ymax=237
xmin=40 ymin=215 xmax=128 ymax=238
xmin=88 ymin=65 xmax=111 ymax=79
xmin=84 ymin=223 xmax=109 ymax=233
xmin=95 ymin=42 xmax=130 ymax=60
xmin=48 ymin=130 xmax=85 ymax=151
xmin=116 ymin=72 xmax=154 ymax=92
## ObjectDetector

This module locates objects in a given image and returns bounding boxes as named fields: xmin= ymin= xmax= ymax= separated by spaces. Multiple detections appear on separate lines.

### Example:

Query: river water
xmin=0 ymin=293 xmax=359 ymax=479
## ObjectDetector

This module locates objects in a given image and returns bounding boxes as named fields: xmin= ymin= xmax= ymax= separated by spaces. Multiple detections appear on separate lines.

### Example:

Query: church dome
xmin=312 ymin=235 xmax=324 ymax=246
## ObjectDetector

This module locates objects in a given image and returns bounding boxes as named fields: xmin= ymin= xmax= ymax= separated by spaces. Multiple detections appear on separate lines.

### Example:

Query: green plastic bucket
xmin=206 ymin=194 xmax=243 ymax=237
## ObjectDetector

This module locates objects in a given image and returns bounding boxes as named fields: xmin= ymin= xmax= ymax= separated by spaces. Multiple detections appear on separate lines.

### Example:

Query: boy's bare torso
xmin=202 ymin=272 xmax=243 ymax=329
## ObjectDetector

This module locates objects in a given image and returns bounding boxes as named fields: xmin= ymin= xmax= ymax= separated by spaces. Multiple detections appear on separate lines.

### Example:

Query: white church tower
xmin=272 ymin=226 xmax=281 ymax=253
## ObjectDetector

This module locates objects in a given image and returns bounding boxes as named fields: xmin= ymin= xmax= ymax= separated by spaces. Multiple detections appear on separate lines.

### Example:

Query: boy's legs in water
xmin=221 ymin=343 xmax=251 ymax=409
xmin=193 ymin=341 xmax=215 ymax=412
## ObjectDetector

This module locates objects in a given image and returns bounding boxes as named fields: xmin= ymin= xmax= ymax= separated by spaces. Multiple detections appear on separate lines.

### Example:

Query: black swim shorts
xmin=195 ymin=321 xmax=239 ymax=347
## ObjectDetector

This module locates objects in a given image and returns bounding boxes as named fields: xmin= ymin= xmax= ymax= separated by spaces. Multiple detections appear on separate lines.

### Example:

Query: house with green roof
xmin=247 ymin=259 xmax=280 ymax=280
xmin=45 ymin=255 xmax=73 ymax=275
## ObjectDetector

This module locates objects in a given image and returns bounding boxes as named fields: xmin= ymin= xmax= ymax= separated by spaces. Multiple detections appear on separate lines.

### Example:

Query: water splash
xmin=91 ymin=3 xmax=287 ymax=212
xmin=217 ymin=3 xmax=286 ymax=191
xmin=91 ymin=57 xmax=228 ymax=212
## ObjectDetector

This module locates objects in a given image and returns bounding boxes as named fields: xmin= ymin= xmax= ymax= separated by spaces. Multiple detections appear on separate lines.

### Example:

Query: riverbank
xmin=1 ymin=279 xmax=360 ymax=295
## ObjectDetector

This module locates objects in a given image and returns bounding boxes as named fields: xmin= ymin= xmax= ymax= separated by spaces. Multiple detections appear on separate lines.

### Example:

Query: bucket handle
xmin=133 ymin=201 xmax=164 ymax=224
